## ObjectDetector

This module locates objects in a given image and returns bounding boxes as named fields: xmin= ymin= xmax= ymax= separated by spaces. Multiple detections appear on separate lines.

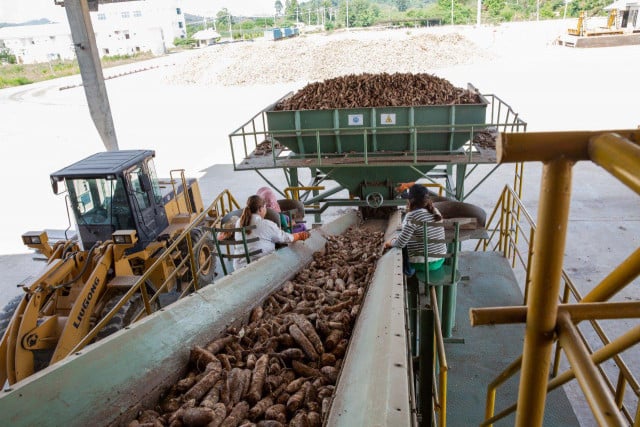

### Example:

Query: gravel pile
xmin=164 ymin=30 xmax=495 ymax=87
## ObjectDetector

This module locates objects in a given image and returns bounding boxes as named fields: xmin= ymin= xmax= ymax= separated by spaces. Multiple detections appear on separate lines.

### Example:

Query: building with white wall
xmin=0 ymin=23 xmax=75 ymax=63
xmin=605 ymin=0 xmax=640 ymax=29
xmin=0 ymin=0 xmax=186 ymax=64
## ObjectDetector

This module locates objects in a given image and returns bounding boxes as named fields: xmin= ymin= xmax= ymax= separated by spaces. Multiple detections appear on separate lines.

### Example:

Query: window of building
xmin=97 ymin=13 xmax=106 ymax=20
xmin=103 ymin=48 xmax=110 ymax=55
xmin=125 ymin=32 xmax=130 ymax=39
xmin=121 ymin=11 xmax=130 ymax=18
xmin=178 ymin=21 xmax=184 ymax=28
xmin=176 ymin=8 xmax=182 ymax=15
xmin=133 ymin=10 xmax=142 ymax=17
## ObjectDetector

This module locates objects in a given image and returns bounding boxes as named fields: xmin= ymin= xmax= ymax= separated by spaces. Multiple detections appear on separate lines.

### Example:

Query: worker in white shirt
xmin=233 ymin=194 xmax=310 ymax=270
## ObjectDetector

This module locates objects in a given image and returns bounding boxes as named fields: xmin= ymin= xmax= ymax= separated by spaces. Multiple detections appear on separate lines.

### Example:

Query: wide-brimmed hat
xmin=401 ymin=184 xmax=428 ymax=200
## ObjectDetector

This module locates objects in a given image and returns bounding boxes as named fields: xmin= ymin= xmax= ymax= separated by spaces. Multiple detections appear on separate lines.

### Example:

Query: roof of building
xmin=604 ymin=0 xmax=639 ymax=9
xmin=192 ymin=29 xmax=221 ymax=40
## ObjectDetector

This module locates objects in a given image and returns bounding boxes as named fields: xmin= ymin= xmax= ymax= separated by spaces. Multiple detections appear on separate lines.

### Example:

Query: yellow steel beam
xmin=482 ymin=324 xmax=640 ymax=424
xmin=582 ymin=248 xmax=640 ymax=303
xmin=493 ymin=129 xmax=640 ymax=425
xmin=497 ymin=129 xmax=639 ymax=163
xmin=470 ymin=301 xmax=640 ymax=326
xmin=549 ymin=324 xmax=640 ymax=390
xmin=515 ymin=159 xmax=573 ymax=427
xmin=589 ymin=132 xmax=640 ymax=196
xmin=556 ymin=312 xmax=627 ymax=426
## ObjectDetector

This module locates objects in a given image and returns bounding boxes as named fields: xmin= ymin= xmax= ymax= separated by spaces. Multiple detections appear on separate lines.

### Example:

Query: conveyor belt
xmin=0 ymin=211 xmax=406 ymax=426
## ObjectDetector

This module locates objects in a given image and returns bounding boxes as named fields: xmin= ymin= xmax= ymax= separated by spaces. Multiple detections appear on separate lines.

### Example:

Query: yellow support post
xmin=515 ymin=158 xmax=573 ymax=427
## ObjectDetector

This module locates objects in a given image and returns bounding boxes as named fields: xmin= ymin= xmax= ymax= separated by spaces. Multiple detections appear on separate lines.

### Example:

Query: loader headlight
xmin=22 ymin=231 xmax=47 ymax=246
xmin=112 ymin=230 xmax=137 ymax=245
xmin=113 ymin=234 xmax=128 ymax=244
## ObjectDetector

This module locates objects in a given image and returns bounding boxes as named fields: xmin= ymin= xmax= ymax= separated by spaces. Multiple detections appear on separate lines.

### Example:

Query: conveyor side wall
xmin=0 ymin=212 xmax=360 ymax=427
xmin=328 ymin=212 xmax=415 ymax=425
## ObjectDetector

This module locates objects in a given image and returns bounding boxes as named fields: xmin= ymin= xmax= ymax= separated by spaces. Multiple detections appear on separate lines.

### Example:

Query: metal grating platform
xmin=445 ymin=251 xmax=580 ymax=426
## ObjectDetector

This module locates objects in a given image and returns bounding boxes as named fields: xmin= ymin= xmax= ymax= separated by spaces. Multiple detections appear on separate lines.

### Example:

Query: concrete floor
xmin=0 ymin=21 xmax=638 ymax=425
xmin=447 ymin=252 xmax=579 ymax=426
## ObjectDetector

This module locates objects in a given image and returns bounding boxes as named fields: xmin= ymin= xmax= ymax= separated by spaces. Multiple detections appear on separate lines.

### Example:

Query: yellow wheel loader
xmin=0 ymin=150 xmax=239 ymax=386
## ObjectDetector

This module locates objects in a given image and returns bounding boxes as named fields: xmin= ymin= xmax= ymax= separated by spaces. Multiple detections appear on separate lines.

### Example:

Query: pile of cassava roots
xmin=273 ymin=72 xmax=481 ymax=111
xmin=129 ymin=225 xmax=385 ymax=427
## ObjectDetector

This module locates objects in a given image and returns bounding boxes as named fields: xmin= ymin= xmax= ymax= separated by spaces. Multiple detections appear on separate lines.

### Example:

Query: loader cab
xmin=50 ymin=150 xmax=169 ymax=250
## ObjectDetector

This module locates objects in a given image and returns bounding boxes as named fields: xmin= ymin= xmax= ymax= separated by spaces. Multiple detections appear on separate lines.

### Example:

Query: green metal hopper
xmin=266 ymin=84 xmax=489 ymax=156
xmin=230 ymin=86 xmax=526 ymax=212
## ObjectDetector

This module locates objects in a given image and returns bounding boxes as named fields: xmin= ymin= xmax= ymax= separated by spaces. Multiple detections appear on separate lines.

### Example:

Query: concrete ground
xmin=0 ymin=20 xmax=638 ymax=425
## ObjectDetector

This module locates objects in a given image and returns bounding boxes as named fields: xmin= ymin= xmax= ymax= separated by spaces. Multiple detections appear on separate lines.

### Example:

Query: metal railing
xmin=228 ymin=94 xmax=527 ymax=170
xmin=430 ymin=285 xmax=449 ymax=427
xmin=474 ymin=134 xmax=640 ymax=426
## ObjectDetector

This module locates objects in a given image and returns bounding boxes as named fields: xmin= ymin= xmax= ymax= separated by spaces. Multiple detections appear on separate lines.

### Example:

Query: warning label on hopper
xmin=380 ymin=113 xmax=396 ymax=125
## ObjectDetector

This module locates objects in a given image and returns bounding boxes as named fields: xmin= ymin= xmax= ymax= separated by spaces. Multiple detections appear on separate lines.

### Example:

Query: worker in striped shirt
xmin=384 ymin=184 xmax=447 ymax=275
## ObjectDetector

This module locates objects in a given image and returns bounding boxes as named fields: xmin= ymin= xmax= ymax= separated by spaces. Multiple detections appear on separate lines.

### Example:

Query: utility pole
xmin=451 ymin=0 xmax=454 ymax=25
xmin=346 ymin=0 xmax=349 ymax=29
xmin=62 ymin=0 xmax=118 ymax=151
xmin=228 ymin=14 xmax=232 ymax=39
xmin=477 ymin=0 xmax=481 ymax=25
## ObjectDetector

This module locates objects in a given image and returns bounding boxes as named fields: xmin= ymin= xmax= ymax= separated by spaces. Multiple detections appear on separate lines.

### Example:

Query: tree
xmin=435 ymin=0 xmax=472 ymax=24
xmin=337 ymin=0 xmax=380 ymax=27
xmin=397 ymin=0 xmax=409 ymax=11
xmin=483 ymin=0 xmax=506 ymax=20
xmin=275 ymin=0 xmax=283 ymax=16
xmin=0 ymin=47 xmax=17 ymax=64
xmin=285 ymin=0 xmax=300 ymax=21
xmin=216 ymin=8 xmax=233 ymax=27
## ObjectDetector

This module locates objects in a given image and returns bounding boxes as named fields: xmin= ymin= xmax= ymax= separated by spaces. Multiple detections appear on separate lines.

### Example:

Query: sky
xmin=0 ymin=0 xmax=276 ymax=23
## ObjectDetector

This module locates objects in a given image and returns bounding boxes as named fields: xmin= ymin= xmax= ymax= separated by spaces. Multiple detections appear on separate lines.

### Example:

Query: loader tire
xmin=0 ymin=295 xmax=23 ymax=340
xmin=190 ymin=227 xmax=216 ymax=287
xmin=96 ymin=293 xmax=144 ymax=340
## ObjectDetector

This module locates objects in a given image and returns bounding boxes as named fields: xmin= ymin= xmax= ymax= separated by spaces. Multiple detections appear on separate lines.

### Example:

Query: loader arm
xmin=1 ymin=257 xmax=77 ymax=385
xmin=1 ymin=245 xmax=114 ymax=384
xmin=50 ymin=244 xmax=114 ymax=364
